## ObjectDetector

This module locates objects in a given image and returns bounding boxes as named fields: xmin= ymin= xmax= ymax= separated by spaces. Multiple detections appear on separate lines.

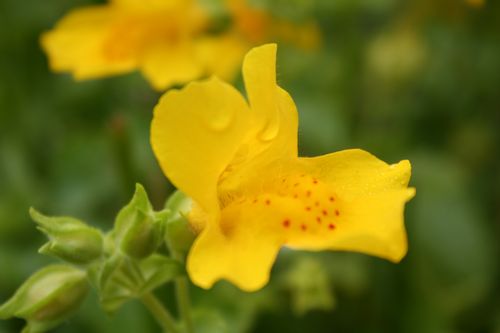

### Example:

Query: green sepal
xmin=0 ymin=265 xmax=89 ymax=333
xmin=164 ymin=190 xmax=192 ymax=218
xmin=164 ymin=190 xmax=195 ymax=257
xmin=121 ymin=209 xmax=163 ymax=259
xmin=139 ymin=254 xmax=184 ymax=294
xmin=96 ymin=252 xmax=183 ymax=313
xmin=113 ymin=184 xmax=165 ymax=259
xmin=97 ymin=253 xmax=135 ymax=314
xmin=30 ymin=208 xmax=104 ymax=265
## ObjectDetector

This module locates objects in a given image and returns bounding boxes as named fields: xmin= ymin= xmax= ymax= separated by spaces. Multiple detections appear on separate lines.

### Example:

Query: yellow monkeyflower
xmin=41 ymin=0 xmax=246 ymax=90
xmin=465 ymin=0 xmax=484 ymax=7
xmin=151 ymin=44 xmax=415 ymax=292
xmin=227 ymin=0 xmax=321 ymax=50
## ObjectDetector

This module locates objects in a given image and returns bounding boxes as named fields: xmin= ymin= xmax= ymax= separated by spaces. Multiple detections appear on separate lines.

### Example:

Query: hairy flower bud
xmin=164 ymin=190 xmax=195 ymax=257
xmin=0 ymin=265 xmax=89 ymax=333
xmin=114 ymin=184 xmax=164 ymax=259
xmin=30 ymin=208 xmax=104 ymax=265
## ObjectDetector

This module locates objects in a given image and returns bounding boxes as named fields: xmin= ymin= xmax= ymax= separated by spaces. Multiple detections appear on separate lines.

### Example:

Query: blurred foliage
xmin=0 ymin=0 xmax=499 ymax=332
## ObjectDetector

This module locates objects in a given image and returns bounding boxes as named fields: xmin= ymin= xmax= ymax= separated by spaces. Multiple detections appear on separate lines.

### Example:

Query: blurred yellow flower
xmin=41 ymin=0 xmax=321 ymax=90
xmin=227 ymin=0 xmax=321 ymax=50
xmin=151 ymin=44 xmax=415 ymax=291
xmin=41 ymin=0 xmax=246 ymax=90
xmin=465 ymin=0 xmax=484 ymax=8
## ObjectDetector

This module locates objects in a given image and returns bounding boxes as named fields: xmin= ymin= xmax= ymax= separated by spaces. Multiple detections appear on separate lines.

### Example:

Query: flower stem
xmin=175 ymin=276 xmax=194 ymax=333
xmin=141 ymin=293 xmax=180 ymax=333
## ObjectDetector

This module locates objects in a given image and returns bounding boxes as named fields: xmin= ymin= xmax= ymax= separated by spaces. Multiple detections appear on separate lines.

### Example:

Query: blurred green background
xmin=1 ymin=0 xmax=499 ymax=332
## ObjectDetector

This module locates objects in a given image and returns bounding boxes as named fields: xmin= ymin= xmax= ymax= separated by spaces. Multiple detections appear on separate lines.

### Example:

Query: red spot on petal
xmin=306 ymin=191 xmax=312 ymax=197
xmin=335 ymin=209 xmax=340 ymax=216
xmin=329 ymin=196 xmax=335 ymax=202
xmin=293 ymin=194 xmax=298 ymax=199
xmin=293 ymin=183 xmax=299 ymax=187
xmin=315 ymin=201 xmax=320 ymax=207
xmin=316 ymin=217 xmax=322 ymax=223
xmin=301 ymin=224 xmax=307 ymax=231
xmin=322 ymin=210 xmax=328 ymax=216
xmin=283 ymin=219 xmax=291 ymax=228
xmin=313 ymin=179 xmax=318 ymax=184
xmin=328 ymin=223 xmax=335 ymax=230
xmin=252 ymin=199 xmax=258 ymax=204
xmin=305 ymin=206 xmax=311 ymax=211
xmin=265 ymin=199 xmax=271 ymax=205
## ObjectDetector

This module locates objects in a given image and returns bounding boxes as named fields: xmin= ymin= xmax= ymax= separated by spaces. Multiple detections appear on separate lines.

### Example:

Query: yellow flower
xmin=41 ymin=0 xmax=246 ymax=90
xmin=227 ymin=0 xmax=321 ymax=50
xmin=465 ymin=0 xmax=485 ymax=7
xmin=151 ymin=44 xmax=415 ymax=292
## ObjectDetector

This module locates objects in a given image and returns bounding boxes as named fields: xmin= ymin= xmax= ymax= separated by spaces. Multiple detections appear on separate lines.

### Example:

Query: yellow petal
xmin=188 ymin=149 xmax=413 ymax=290
xmin=216 ymin=45 xmax=298 ymax=196
xmin=187 ymin=195 xmax=286 ymax=292
xmin=111 ymin=0 xmax=193 ymax=11
xmin=151 ymin=77 xmax=251 ymax=218
xmin=139 ymin=43 xmax=204 ymax=91
xmin=242 ymin=43 xmax=277 ymax=126
xmin=294 ymin=149 xmax=414 ymax=261
xmin=40 ymin=6 xmax=137 ymax=80
xmin=195 ymin=34 xmax=249 ymax=82
xmin=302 ymin=149 xmax=413 ymax=201
xmin=242 ymin=44 xmax=298 ymax=157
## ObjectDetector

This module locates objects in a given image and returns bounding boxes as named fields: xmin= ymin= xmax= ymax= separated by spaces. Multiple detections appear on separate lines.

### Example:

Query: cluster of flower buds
xmin=0 ymin=184 xmax=194 ymax=332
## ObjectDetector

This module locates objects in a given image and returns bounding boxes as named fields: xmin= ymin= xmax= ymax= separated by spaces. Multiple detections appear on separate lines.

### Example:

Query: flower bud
xmin=114 ymin=184 xmax=164 ymax=259
xmin=30 ymin=208 xmax=104 ymax=265
xmin=121 ymin=209 xmax=163 ymax=259
xmin=164 ymin=190 xmax=195 ymax=257
xmin=0 ymin=265 xmax=89 ymax=333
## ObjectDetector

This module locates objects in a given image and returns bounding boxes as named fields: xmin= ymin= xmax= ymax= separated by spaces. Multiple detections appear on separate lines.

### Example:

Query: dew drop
xmin=206 ymin=104 xmax=234 ymax=131
xmin=258 ymin=115 xmax=280 ymax=141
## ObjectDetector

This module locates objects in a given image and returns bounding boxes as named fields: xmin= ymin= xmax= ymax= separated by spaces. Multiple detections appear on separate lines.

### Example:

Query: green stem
xmin=141 ymin=293 xmax=180 ymax=333
xmin=175 ymin=277 xmax=194 ymax=333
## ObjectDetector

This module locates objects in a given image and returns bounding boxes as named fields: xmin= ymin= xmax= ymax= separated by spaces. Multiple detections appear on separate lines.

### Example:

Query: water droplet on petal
xmin=206 ymin=105 xmax=234 ymax=131
xmin=258 ymin=111 xmax=280 ymax=141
